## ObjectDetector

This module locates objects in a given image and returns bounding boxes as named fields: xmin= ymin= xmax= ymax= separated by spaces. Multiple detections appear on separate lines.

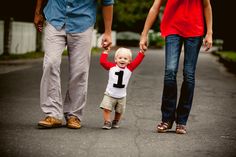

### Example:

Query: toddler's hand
xmin=139 ymin=49 xmax=146 ymax=55
xmin=103 ymin=46 xmax=110 ymax=54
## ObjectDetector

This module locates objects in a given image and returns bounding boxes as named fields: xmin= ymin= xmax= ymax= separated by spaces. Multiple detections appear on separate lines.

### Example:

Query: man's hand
xmin=34 ymin=13 xmax=44 ymax=32
xmin=203 ymin=33 xmax=213 ymax=51
xmin=139 ymin=34 xmax=148 ymax=52
xmin=101 ymin=33 xmax=112 ymax=50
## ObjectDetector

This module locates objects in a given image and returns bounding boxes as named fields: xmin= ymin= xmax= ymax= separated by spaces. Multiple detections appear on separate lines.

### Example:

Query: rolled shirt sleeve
xmin=44 ymin=0 xmax=115 ymax=33
xmin=102 ymin=0 xmax=114 ymax=6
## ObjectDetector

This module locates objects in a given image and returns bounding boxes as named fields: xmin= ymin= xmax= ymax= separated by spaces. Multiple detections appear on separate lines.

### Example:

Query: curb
xmin=0 ymin=58 xmax=43 ymax=65
xmin=212 ymin=51 xmax=236 ymax=75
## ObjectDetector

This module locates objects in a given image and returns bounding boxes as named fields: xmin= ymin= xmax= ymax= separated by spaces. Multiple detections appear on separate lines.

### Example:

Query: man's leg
xmin=64 ymin=26 xmax=93 ymax=122
xmin=40 ymin=23 xmax=66 ymax=120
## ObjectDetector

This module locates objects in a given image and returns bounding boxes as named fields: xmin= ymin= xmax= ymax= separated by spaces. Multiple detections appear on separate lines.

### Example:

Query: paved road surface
xmin=0 ymin=48 xmax=235 ymax=157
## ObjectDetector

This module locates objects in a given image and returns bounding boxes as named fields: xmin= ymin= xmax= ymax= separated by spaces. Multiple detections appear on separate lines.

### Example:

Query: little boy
xmin=100 ymin=47 xmax=145 ymax=129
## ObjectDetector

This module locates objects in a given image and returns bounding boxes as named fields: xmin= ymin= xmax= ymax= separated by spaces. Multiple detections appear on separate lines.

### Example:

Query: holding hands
xmin=139 ymin=34 xmax=148 ymax=52
xmin=102 ymin=41 xmax=111 ymax=54
xmin=101 ymin=33 xmax=112 ymax=51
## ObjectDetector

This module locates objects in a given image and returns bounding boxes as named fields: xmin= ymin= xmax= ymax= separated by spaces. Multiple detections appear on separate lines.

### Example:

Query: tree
xmin=113 ymin=1 xmax=153 ymax=32
xmin=211 ymin=1 xmax=236 ymax=51
xmin=96 ymin=0 xmax=158 ymax=33
xmin=3 ymin=17 xmax=13 ymax=56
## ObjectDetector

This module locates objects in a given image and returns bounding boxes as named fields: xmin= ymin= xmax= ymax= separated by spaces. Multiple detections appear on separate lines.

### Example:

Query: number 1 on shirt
xmin=113 ymin=71 xmax=125 ymax=88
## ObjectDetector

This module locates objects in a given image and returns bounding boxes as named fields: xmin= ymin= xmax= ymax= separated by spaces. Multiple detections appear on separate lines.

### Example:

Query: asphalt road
xmin=0 ymin=48 xmax=235 ymax=157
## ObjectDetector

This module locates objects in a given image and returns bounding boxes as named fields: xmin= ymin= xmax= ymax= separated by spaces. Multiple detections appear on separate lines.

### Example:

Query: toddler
xmin=100 ymin=47 xmax=145 ymax=129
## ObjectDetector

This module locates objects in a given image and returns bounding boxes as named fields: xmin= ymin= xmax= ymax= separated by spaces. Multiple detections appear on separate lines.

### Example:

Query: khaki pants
xmin=100 ymin=93 xmax=126 ymax=114
xmin=40 ymin=22 xmax=93 ymax=120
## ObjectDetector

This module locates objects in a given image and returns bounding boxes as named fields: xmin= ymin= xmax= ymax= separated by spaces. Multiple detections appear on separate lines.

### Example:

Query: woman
xmin=139 ymin=0 xmax=213 ymax=134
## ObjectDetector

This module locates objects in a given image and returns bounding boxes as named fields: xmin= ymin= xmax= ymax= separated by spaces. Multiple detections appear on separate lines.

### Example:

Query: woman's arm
xmin=203 ymin=0 xmax=213 ymax=51
xmin=139 ymin=0 xmax=164 ymax=51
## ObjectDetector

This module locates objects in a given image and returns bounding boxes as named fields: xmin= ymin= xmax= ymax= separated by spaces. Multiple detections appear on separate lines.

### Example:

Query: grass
xmin=0 ymin=51 xmax=44 ymax=60
xmin=213 ymin=51 xmax=236 ymax=74
xmin=215 ymin=51 xmax=236 ymax=62
xmin=0 ymin=47 xmax=103 ymax=61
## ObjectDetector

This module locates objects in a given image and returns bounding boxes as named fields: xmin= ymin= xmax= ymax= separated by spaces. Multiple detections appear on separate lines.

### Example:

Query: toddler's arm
xmin=128 ymin=50 xmax=146 ymax=71
xmin=100 ymin=49 xmax=115 ymax=70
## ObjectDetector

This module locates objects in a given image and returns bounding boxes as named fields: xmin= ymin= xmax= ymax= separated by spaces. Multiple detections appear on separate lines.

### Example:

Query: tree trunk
xmin=36 ymin=30 xmax=43 ymax=52
xmin=3 ymin=17 xmax=13 ymax=56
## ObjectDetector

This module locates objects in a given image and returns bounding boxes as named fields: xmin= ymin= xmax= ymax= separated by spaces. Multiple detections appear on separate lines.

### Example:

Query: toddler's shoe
xmin=38 ymin=116 xmax=62 ymax=128
xmin=157 ymin=121 xmax=173 ymax=133
xmin=112 ymin=120 xmax=119 ymax=128
xmin=176 ymin=124 xmax=187 ymax=134
xmin=102 ymin=121 xmax=112 ymax=130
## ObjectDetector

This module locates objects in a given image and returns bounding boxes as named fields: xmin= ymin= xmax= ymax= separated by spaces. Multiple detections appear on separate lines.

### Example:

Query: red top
xmin=160 ymin=0 xmax=205 ymax=37
xmin=100 ymin=52 xmax=145 ymax=72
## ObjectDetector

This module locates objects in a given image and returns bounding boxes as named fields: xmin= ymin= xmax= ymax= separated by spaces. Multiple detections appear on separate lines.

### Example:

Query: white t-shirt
xmin=100 ymin=52 xmax=145 ymax=98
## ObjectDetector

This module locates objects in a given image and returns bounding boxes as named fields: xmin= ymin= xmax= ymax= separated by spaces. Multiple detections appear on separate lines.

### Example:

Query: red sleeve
xmin=100 ymin=52 xmax=116 ymax=70
xmin=127 ymin=51 xmax=145 ymax=71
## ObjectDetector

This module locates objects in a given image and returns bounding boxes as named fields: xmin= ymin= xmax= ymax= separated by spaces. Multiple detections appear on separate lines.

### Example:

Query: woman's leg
xmin=176 ymin=36 xmax=203 ymax=125
xmin=161 ymin=35 xmax=183 ymax=123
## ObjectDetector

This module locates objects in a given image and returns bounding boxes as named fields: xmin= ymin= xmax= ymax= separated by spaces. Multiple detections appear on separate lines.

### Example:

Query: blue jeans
xmin=161 ymin=34 xmax=203 ymax=125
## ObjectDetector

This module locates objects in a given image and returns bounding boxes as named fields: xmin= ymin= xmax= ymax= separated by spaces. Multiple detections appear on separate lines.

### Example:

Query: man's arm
xmin=101 ymin=4 xmax=113 ymax=50
xmin=34 ymin=0 xmax=47 ymax=32
xmin=203 ymin=0 xmax=213 ymax=51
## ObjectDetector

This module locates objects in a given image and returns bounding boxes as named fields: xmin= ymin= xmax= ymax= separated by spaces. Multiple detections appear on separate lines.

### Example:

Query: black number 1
xmin=113 ymin=71 xmax=125 ymax=88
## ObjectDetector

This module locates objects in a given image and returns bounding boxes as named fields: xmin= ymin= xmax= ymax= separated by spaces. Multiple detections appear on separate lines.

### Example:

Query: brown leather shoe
xmin=38 ymin=116 xmax=62 ymax=128
xmin=67 ymin=116 xmax=81 ymax=129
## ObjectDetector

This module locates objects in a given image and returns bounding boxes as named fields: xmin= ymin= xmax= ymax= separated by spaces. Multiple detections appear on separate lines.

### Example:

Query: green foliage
xmin=97 ymin=1 xmax=158 ymax=33
xmin=0 ymin=48 xmax=102 ymax=61
xmin=114 ymin=1 xmax=152 ymax=31
xmin=0 ymin=51 xmax=44 ymax=60
xmin=215 ymin=51 xmax=236 ymax=62
xmin=213 ymin=39 xmax=224 ymax=51
xmin=148 ymin=31 xmax=165 ymax=48
xmin=91 ymin=47 xmax=102 ymax=55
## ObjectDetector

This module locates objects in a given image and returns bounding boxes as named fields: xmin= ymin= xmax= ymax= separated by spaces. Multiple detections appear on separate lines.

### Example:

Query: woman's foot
xmin=176 ymin=124 xmax=187 ymax=134
xmin=157 ymin=122 xmax=173 ymax=133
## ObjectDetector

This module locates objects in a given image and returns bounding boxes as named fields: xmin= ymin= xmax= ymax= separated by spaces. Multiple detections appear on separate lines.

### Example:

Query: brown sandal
xmin=157 ymin=122 xmax=173 ymax=133
xmin=176 ymin=124 xmax=187 ymax=134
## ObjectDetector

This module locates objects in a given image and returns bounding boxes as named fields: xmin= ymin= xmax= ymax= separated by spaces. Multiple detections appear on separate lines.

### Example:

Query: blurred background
xmin=0 ymin=0 xmax=235 ymax=65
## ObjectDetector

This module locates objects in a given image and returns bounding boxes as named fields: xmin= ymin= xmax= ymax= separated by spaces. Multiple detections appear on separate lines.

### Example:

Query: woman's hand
xmin=139 ymin=34 xmax=148 ymax=52
xmin=203 ymin=33 xmax=213 ymax=51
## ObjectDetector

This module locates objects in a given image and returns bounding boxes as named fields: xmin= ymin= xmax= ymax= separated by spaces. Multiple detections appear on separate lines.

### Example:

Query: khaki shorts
xmin=100 ymin=93 xmax=126 ymax=114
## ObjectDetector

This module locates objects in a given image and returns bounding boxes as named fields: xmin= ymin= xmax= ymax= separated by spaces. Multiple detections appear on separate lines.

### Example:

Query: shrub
xmin=148 ymin=31 xmax=165 ymax=48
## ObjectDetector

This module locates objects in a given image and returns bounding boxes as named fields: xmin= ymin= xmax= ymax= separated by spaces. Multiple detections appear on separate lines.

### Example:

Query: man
xmin=34 ymin=0 xmax=114 ymax=129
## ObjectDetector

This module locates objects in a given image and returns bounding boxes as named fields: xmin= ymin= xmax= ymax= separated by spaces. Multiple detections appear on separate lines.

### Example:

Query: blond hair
xmin=114 ymin=47 xmax=132 ymax=60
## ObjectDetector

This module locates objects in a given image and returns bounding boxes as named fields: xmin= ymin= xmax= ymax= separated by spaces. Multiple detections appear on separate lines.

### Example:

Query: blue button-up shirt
xmin=44 ymin=0 xmax=114 ymax=33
